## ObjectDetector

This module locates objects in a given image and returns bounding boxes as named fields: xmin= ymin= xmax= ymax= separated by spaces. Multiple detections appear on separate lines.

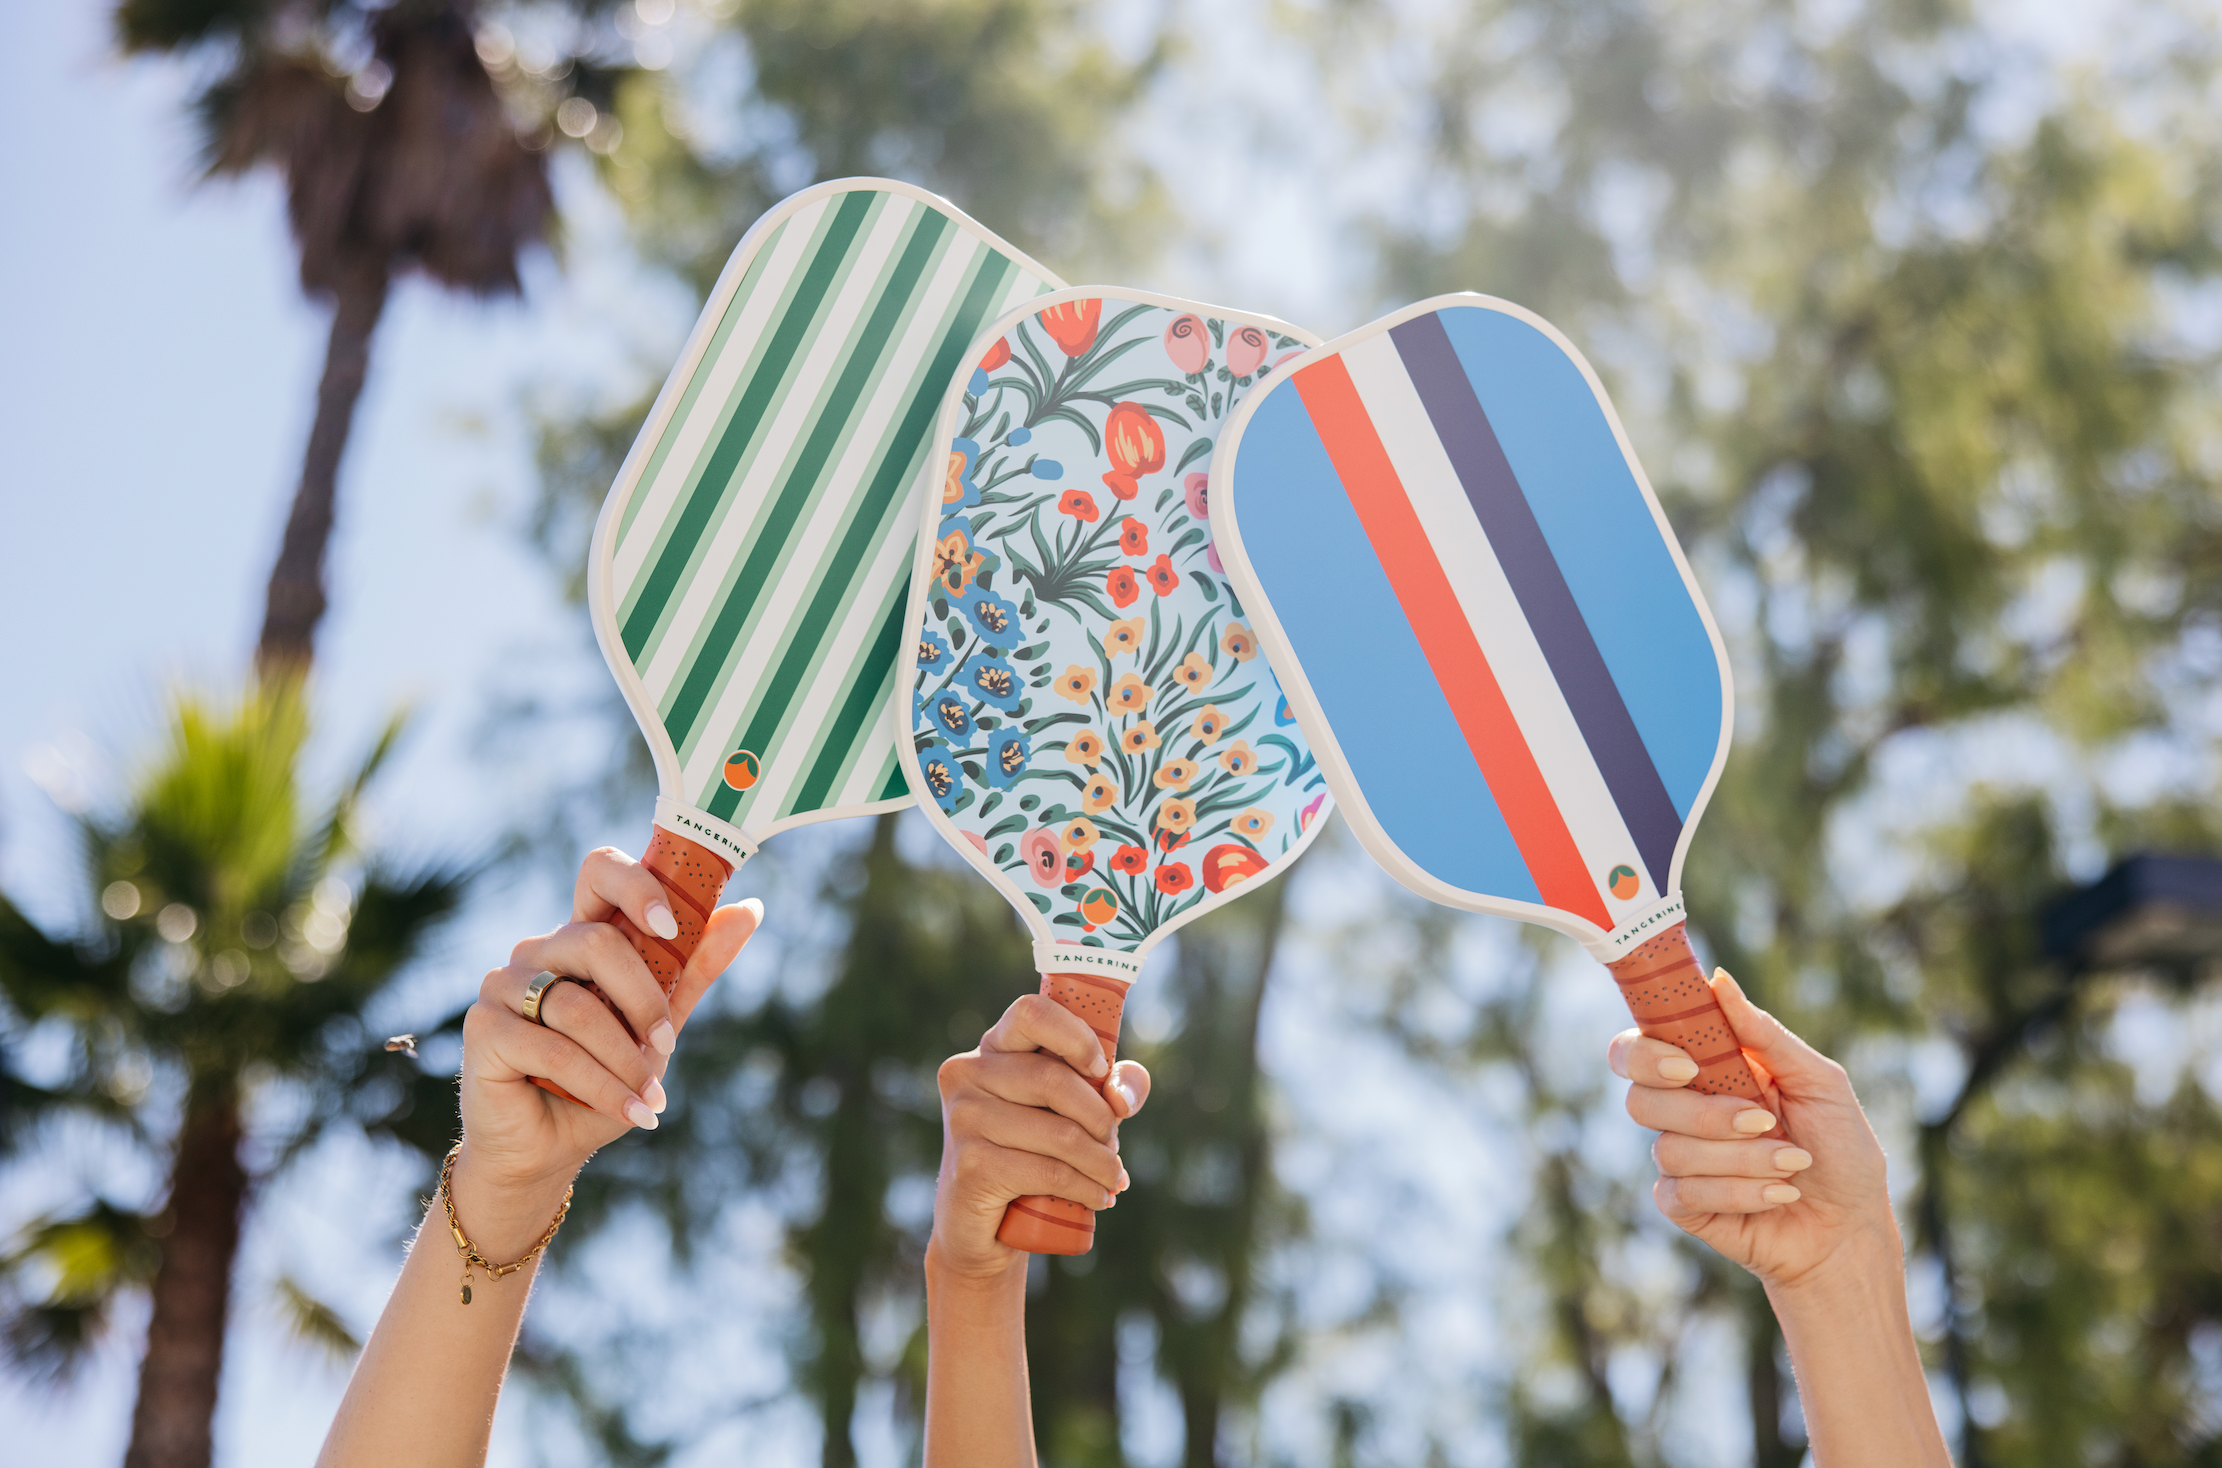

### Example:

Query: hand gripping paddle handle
xmin=529 ymin=825 xmax=735 ymax=1105
xmin=1604 ymin=920 xmax=1764 ymax=1100
xmin=995 ymin=969 xmax=1132 ymax=1255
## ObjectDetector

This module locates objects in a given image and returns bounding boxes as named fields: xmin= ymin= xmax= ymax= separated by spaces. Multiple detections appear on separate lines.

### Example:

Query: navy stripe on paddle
xmin=1387 ymin=311 xmax=1684 ymax=891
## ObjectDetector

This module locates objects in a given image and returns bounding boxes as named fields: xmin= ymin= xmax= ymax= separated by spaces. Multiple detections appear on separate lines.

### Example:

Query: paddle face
xmin=897 ymin=289 xmax=1333 ymax=960
xmin=588 ymin=178 xmax=1064 ymax=858
xmin=1210 ymin=295 xmax=1731 ymax=954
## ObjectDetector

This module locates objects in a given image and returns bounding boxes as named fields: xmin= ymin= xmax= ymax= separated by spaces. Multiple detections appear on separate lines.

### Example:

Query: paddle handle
xmin=530 ymin=824 xmax=736 ymax=1105
xmin=995 ymin=969 xmax=1133 ymax=1255
xmin=1604 ymin=921 xmax=1765 ymax=1101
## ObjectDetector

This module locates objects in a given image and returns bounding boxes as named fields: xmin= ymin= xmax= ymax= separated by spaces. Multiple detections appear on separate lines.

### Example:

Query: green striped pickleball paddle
xmin=579 ymin=178 xmax=1064 ymax=1006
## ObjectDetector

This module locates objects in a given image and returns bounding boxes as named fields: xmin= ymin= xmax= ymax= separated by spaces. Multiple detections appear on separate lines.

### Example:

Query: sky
xmin=0 ymin=0 xmax=2184 ymax=1462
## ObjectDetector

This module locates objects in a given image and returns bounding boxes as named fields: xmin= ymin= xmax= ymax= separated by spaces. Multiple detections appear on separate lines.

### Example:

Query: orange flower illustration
xmin=931 ymin=524 xmax=986 ymax=596
xmin=1106 ymin=565 xmax=1140 ymax=607
xmin=1064 ymin=729 xmax=1105 ymax=766
xmin=1221 ymin=623 xmax=1258 ymax=661
xmin=942 ymin=449 xmax=970 ymax=508
xmin=979 ymin=336 xmax=1012 ymax=372
xmin=1146 ymin=553 xmax=1181 ymax=597
xmin=1105 ymin=617 xmax=1147 ymax=656
xmin=1153 ymin=758 xmax=1198 ymax=791
xmin=1171 ymin=651 xmax=1213 ymax=691
xmin=1082 ymin=772 xmax=1119 ymax=812
xmin=1120 ymin=517 xmax=1150 ymax=557
xmin=1109 ymin=672 xmax=1154 ymax=713
xmin=1232 ymin=807 xmax=1275 ymax=839
xmin=1054 ymin=664 xmax=1098 ymax=703
xmin=1061 ymin=817 xmax=1100 ymax=853
xmin=1190 ymin=705 xmax=1227 ymax=744
xmin=1101 ymin=401 xmax=1166 ymax=500
xmin=1038 ymin=298 xmax=1102 ymax=357
xmin=1219 ymin=740 xmax=1256 ymax=777
xmin=1155 ymin=796 xmax=1197 ymax=835
xmin=1121 ymin=721 xmax=1161 ymax=754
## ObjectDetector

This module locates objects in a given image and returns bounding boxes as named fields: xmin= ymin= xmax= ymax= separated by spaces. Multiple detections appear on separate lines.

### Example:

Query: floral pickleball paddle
xmin=895 ymin=288 xmax=1333 ymax=1253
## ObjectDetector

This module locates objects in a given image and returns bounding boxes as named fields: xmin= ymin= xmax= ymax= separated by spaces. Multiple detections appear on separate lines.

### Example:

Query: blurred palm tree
xmin=0 ymin=689 xmax=468 ymax=1468
xmin=115 ymin=0 xmax=556 ymax=676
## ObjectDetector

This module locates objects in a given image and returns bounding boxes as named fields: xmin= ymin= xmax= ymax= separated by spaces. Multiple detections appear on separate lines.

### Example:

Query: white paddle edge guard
xmin=1208 ymin=292 xmax=1735 ymax=960
xmin=891 ymin=284 xmax=1331 ymax=979
xmin=586 ymin=178 xmax=1069 ymax=845
xmin=653 ymin=796 xmax=760 ymax=869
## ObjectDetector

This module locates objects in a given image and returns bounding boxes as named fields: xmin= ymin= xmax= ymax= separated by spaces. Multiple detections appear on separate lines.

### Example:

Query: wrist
xmin=1763 ymin=1218 xmax=1907 ymax=1320
xmin=925 ymin=1235 xmax=1027 ymax=1300
xmin=447 ymin=1143 xmax=581 ymax=1261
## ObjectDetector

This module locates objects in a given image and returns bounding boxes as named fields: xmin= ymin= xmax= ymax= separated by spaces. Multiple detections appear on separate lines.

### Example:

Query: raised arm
xmin=317 ymin=847 xmax=761 ymax=1468
xmin=1612 ymin=969 xmax=1951 ymax=1468
xmin=924 ymin=994 xmax=1148 ymax=1468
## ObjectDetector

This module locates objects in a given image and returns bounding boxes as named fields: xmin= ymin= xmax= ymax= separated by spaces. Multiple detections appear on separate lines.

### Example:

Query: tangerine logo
xmin=1606 ymin=864 xmax=1640 ymax=900
xmin=722 ymin=750 xmax=761 ymax=792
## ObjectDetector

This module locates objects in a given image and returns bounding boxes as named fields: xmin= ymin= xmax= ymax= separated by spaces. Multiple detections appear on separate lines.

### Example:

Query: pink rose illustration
xmin=1164 ymin=313 xmax=1209 ymax=375
xmin=1226 ymin=324 xmax=1268 ymax=378
xmin=1184 ymin=471 xmax=1209 ymax=520
xmin=1022 ymin=828 xmax=1064 ymax=888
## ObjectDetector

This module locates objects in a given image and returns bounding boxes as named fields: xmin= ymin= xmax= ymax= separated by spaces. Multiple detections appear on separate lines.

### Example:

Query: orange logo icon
xmin=722 ymin=750 xmax=761 ymax=791
xmin=1606 ymin=864 xmax=1640 ymax=900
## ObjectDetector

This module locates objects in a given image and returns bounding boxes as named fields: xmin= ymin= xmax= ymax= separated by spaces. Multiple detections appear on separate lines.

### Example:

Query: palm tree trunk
xmin=123 ymin=1084 xmax=248 ymax=1468
xmin=255 ymin=258 xmax=390 ymax=679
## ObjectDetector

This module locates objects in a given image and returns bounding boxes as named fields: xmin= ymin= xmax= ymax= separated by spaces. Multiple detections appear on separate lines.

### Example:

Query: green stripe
xmin=790 ymin=595 xmax=909 ymax=814
xmin=621 ymin=190 xmax=875 ymax=659
xmin=876 ymin=764 xmax=910 ymax=803
xmin=665 ymin=207 xmax=952 ymax=747
xmin=708 ymin=251 xmax=1018 ymax=820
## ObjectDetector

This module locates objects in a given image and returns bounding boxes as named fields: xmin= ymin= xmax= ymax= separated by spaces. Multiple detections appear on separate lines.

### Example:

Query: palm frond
xmin=271 ymin=1274 xmax=360 ymax=1362
xmin=0 ymin=1200 xmax=161 ymax=1383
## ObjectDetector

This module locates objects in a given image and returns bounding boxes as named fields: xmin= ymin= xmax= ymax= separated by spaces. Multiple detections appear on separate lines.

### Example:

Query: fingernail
xmin=1114 ymin=1079 xmax=1138 ymax=1113
xmin=1103 ymin=1190 xmax=1117 ymax=1209
xmin=1733 ymin=1109 xmax=1777 ymax=1134
xmin=1773 ymin=1147 xmax=1812 ymax=1172
xmin=1762 ymin=1183 xmax=1800 ymax=1204
xmin=646 ymin=902 xmax=679 ymax=940
xmin=649 ymin=1019 xmax=677 ymax=1056
xmin=1658 ymin=1056 xmax=1699 ymax=1082
xmin=1117 ymin=1166 xmax=1130 ymax=1191
xmin=1087 ymin=1051 xmax=1109 ymax=1079
xmin=624 ymin=1098 xmax=658 ymax=1130
xmin=738 ymin=896 xmax=765 ymax=925
xmin=644 ymin=1078 xmax=668 ymax=1114
xmin=1108 ymin=1126 xmax=1121 ymax=1154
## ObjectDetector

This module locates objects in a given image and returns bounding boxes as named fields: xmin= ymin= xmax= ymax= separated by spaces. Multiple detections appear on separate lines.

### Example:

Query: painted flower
xmin=919 ymin=746 xmax=963 ymax=813
xmin=1101 ymin=401 xmax=1165 ymax=500
xmin=1146 ymin=553 xmax=1181 ymax=597
xmin=1201 ymin=844 xmax=1269 ymax=894
xmin=1226 ymin=324 xmax=1269 ymax=378
xmin=942 ymin=439 xmax=982 ymax=510
xmin=1104 ymin=617 xmax=1147 ymax=657
xmin=1171 ymin=651 xmax=1213 ymax=692
xmin=1120 ymin=721 xmax=1161 ymax=754
xmin=961 ymin=652 xmax=1023 ymax=712
xmin=1110 ymin=844 xmax=1148 ymax=875
xmin=1164 ymin=313 xmax=1209 ymax=375
xmin=985 ymin=727 xmax=1032 ymax=788
xmin=1155 ymin=796 xmax=1197 ymax=835
xmin=1109 ymin=672 xmax=1155 ymax=713
xmin=1119 ymin=517 xmax=1150 ymax=557
xmin=1059 ymin=489 xmax=1099 ymax=521
xmin=1154 ymin=862 xmax=1195 ymax=895
xmin=962 ymin=589 xmax=1022 ymax=649
xmin=929 ymin=692 xmax=975 ymax=741
xmin=1190 ymin=704 xmax=1227 ymax=744
xmin=1184 ymin=471 xmax=1209 ymax=520
xmin=1219 ymin=740 xmax=1256 ymax=777
xmin=1106 ymin=565 xmax=1140 ymax=608
xmin=1221 ymin=623 xmax=1258 ymax=661
xmin=1030 ymin=459 xmax=1064 ymax=480
xmin=1274 ymin=693 xmax=1296 ymax=726
xmin=961 ymin=831 xmax=991 ymax=859
xmin=1022 ymin=829 xmax=1064 ymax=888
xmin=1038 ymin=298 xmax=1102 ymax=356
xmin=1299 ymin=792 xmax=1327 ymax=831
xmin=932 ymin=520 xmax=987 ymax=596
xmin=1232 ymin=807 xmax=1275 ymax=839
xmin=1152 ymin=757 xmax=1198 ymax=791
xmin=1064 ymin=729 xmax=1105 ymax=766
xmin=1079 ymin=887 xmax=1119 ymax=925
xmin=1061 ymin=817 xmax=1100 ymax=853
xmin=1066 ymin=850 xmax=1095 ymax=879
xmin=979 ymin=336 xmax=1012 ymax=372
xmin=1053 ymin=664 xmax=1097 ymax=704
xmin=1082 ymin=771 xmax=1119 ymax=813
xmin=917 ymin=627 xmax=953 ymax=671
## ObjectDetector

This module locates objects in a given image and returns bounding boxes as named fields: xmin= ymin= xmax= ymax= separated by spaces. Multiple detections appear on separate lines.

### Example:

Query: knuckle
xmin=509 ymin=938 xmax=536 ymax=968
xmin=480 ymin=968 xmax=508 ymax=1002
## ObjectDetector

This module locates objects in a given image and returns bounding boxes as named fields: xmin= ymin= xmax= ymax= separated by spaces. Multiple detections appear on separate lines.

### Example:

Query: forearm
xmin=317 ymin=1151 xmax=580 ymax=1468
xmin=1767 ymin=1240 xmax=1950 ymax=1468
xmin=923 ymin=1246 xmax=1035 ymax=1468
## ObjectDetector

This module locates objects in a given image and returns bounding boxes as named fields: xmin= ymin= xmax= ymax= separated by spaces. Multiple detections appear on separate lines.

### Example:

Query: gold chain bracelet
xmin=438 ymin=1143 xmax=573 ymax=1305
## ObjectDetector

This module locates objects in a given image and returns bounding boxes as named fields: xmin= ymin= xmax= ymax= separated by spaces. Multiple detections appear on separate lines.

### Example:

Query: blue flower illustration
xmin=918 ymin=745 xmax=965 ymax=812
xmin=929 ymin=691 xmax=976 ymax=741
xmin=1029 ymin=459 xmax=1063 ymax=480
xmin=960 ymin=652 xmax=1024 ymax=712
xmin=918 ymin=627 xmax=953 ymax=671
xmin=1008 ymin=427 xmax=1032 ymax=446
xmin=984 ymin=727 xmax=1032 ymax=788
xmin=961 ymin=589 xmax=1024 ymax=650
xmin=968 ymin=367 xmax=992 ymax=396
xmin=943 ymin=438 xmax=983 ymax=511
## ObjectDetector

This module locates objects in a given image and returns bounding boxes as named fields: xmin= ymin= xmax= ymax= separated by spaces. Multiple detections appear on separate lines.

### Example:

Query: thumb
xmin=1711 ymin=969 xmax=1834 ymax=1090
xmin=669 ymin=897 xmax=762 ymax=1030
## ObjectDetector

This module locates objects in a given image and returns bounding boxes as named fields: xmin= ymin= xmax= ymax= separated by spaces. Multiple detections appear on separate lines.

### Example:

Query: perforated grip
xmin=529 ymin=825 xmax=736 ymax=1105
xmin=995 ymin=970 xmax=1131 ymax=1255
xmin=1604 ymin=921 xmax=1763 ymax=1100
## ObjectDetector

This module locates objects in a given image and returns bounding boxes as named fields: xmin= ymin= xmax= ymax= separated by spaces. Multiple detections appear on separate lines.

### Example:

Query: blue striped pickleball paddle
xmin=1211 ymin=295 xmax=1764 ymax=1100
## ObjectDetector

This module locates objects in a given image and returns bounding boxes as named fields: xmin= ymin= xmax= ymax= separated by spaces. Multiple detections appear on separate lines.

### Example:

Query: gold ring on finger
xmin=521 ymin=970 xmax=579 ymax=1026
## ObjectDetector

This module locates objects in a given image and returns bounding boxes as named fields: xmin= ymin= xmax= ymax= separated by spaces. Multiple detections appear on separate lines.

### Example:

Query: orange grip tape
xmin=1604 ymin=921 xmax=1763 ymax=1100
xmin=995 ymin=969 xmax=1131 ymax=1256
